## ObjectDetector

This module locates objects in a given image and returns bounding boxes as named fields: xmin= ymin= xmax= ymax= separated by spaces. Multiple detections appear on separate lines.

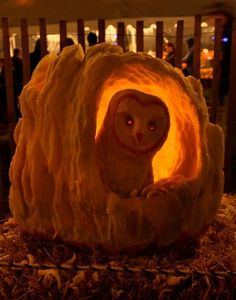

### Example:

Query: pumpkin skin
xmin=9 ymin=43 xmax=224 ymax=251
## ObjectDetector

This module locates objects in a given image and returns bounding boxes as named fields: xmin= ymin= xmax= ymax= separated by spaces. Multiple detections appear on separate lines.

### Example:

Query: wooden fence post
xmin=59 ymin=20 xmax=67 ymax=52
xmin=209 ymin=18 xmax=223 ymax=124
xmin=1 ymin=17 xmax=15 ymax=155
xmin=175 ymin=20 xmax=184 ymax=69
xmin=224 ymin=17 xmax=236 ymax=192
xmin=117 ymin=22 xmax=125 ymax=51
xmin=136 ymin=20 xmax=144 ymax=52
xmin=193 ymin=15 xmax=201 ymax=79
xmin=39 ymin=18 xmax=48 ymax=57
xmin=77 ymin=19 xmax=85 ymax=52
xmin=20 ymin=18 xmax=30 ymax=85
xmin=156 ymin=21 xmax=163 ymax=58
xmin=98 ymin=19 xmax=105 ymax=43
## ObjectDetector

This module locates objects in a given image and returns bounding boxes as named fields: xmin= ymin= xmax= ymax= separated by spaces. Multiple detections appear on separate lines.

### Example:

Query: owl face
xmin=112 ymin=91 xmax=170 ymax=155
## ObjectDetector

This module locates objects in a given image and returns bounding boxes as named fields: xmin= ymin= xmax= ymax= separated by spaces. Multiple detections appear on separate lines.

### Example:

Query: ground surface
xmin=0 ymin=194 xmax=235 ymax=299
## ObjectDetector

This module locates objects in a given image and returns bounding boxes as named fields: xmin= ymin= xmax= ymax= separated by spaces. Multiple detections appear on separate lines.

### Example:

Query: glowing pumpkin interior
xmin=96 ymin=64 xmax=201 ymax=182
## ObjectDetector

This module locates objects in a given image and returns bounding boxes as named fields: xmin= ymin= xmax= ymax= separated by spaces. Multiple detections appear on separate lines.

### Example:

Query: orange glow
xmin=16 ymin=0 xmax=33 ymax=6
xmin=96 ymin=64 xmax=201 ymax=182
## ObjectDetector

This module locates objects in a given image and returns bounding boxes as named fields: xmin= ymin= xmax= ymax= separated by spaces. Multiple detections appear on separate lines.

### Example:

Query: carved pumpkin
xmin=9 ymin=43 xmax=224 ymax=251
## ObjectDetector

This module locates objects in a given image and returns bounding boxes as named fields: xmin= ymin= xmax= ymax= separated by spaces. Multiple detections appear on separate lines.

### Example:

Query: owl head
xmin=103 ymin=89 xmax=170 ymax=155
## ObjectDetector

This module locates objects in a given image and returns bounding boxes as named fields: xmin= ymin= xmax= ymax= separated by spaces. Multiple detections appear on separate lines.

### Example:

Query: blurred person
xmin=12 ymin=48 xmax=23 ymax=94
xmin=30 ymin=39 xmax=49 ymax=74
xmin=165 ymin=42 xmax=176 ymax=66
xmin=60 ymin=37 xmax=75 ymax=52
xmin=87 ymin=32 xmax=97 ymax=47
xmin=182 ymin=37 xmax=194 ymax=76
xmin=12 ymin=48 xmax=23 ymax=120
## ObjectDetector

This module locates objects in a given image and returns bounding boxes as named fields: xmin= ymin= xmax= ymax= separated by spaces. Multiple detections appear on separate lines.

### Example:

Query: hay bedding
xmin=0 ymin=195 xmax=235 ymax=300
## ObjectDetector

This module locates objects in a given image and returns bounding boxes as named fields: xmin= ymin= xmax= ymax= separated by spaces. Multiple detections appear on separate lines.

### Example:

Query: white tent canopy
xmin=0 ymin=0 xmax=233 ymax=56
xmin=0 ymin=0 xmax=235 ymax=26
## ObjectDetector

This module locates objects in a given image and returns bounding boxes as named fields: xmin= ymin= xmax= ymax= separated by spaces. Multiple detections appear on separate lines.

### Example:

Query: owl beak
xmin=136 ymin=132 xmax=143 ymax=143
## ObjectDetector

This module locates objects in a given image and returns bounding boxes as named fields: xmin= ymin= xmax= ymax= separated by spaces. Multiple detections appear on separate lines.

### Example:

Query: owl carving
xmin=96 ymin=89 xmax=170 ymax=197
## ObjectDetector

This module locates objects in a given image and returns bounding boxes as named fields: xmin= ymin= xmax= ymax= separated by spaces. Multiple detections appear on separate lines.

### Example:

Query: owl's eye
xmin=148 ymin=121 xmax=157 ymax=131
xmin=125 ymin=115 xmax=134 ymax=126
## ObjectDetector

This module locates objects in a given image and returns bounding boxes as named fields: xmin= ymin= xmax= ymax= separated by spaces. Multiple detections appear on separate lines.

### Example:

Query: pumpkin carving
xmin=9 ymin=43 xmax=224 ymax=251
